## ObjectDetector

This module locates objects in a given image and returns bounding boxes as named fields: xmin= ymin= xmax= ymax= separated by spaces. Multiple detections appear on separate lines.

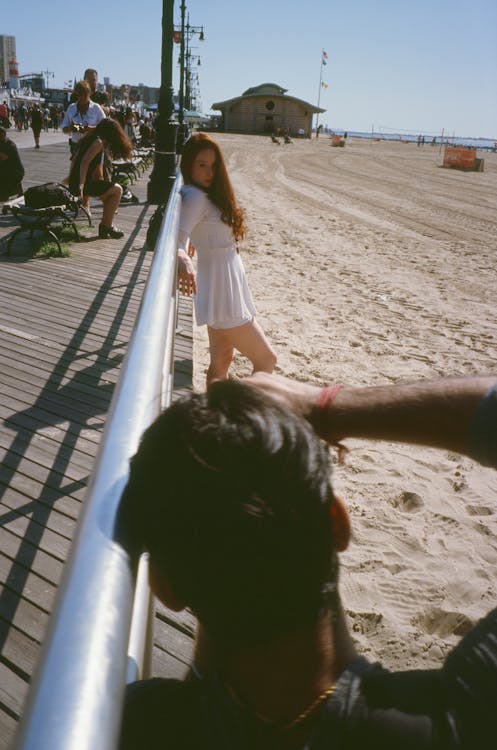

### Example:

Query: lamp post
xmin=185 ymin=50 xmax=201 ymax=111
xmin=147 ymin=0 xmax=178 ymax=204
xmin=177 ymin=0 xmax=187 ymax=149
xmin=176 ymin=7 xmax=204 ymax=149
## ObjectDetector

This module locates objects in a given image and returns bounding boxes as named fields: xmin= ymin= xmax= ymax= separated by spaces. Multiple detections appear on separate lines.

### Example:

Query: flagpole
xmin=316 ymin=51 xmax=324 ymax=134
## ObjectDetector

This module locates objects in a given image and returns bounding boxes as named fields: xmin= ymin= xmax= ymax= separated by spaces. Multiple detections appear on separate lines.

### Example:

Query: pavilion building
xmin=212 ymin=83 xmax=324 ymax=138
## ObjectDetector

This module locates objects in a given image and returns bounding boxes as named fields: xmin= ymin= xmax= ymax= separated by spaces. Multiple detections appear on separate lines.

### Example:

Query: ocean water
xmin=324 ymin=129 xmax=496 ymax=150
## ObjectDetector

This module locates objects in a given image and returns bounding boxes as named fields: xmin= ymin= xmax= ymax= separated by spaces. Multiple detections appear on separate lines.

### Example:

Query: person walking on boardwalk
xmin=176 ymin=133 xmax=276 ymax=386
xmin=30 ymin=104 xmax=43 ymax=148
xmin=68 ymin=118 xmax=132 ymax=239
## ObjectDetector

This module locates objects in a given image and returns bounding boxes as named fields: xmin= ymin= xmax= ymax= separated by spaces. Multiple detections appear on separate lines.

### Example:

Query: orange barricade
xmin=443 ymin=146 xmax=476 ymax=171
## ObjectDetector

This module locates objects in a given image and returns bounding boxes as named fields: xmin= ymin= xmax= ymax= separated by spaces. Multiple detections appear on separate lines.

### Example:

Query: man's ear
xmin=149 ymin=562 xmax=186 ymax=612
xmin=330 ymin=494 xmax=351 ymax=552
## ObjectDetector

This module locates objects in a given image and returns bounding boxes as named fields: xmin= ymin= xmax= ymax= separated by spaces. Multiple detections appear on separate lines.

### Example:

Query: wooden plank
xmin=0 ymin=374 xmax=110 ymax=431
xmin=0 ymin=527 xmax=64 ymax=585
xmin=0 ymin=553 xmax=57 ymax=614
xmin=0 ymin=510 xmax=71 ymax=562
xmin=0 ymin=477 xmax=82 ymax=522
xmin=153 ymin=616 xmax=195 ymax=668
xmin=0 ymin=485 xmax=76 ymax=539
xmin=0 ymin=586 xmax=49 ymax=644
xmin=0 ymin=408 xmax=100 ymax=469
xmin=0 ymin=359 xmax=117 ymax=416
xmin=0 ymin=620 xmax=39 ymax=681
xmin=152 ymin=644 xmax=189 ymax=681
xmin=0 ymin=420 xmax=99 ymax=472
xmin=0 ymin=662 xmax=27 ymax=722
xmin=0 ymin=707 xmax=18 ymax=750
xmin=0 ymin=450 xmax=87 ymax=509
xmin=0 ymin=321 xmax=131 ymax=367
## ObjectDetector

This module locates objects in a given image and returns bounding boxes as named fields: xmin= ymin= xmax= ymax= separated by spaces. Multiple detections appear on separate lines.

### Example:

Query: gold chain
xmin=226 ymin=683 xmax=336 ymax=732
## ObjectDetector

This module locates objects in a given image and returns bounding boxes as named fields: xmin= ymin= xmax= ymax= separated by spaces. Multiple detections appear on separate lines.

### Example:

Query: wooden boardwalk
xmin=0 ymin=138 xmax=194 ymax=747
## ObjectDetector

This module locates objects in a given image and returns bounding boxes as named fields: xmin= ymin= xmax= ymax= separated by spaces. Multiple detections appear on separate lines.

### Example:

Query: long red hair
xmin=180 ymin=133 xmax=246 ymax=241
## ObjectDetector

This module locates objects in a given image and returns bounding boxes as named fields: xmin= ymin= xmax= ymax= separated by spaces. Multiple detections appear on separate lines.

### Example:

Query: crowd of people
xmin=0 ymin=100 xmax=66 ymax=133
xmin=0 ymin=73 xmax=156 ymax=146
xmin=0 ymin=67 xmax=157 ymax=236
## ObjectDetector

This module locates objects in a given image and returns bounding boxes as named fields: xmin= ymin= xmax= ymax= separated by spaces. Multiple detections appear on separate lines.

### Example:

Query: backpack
xmin=146 ymin=203 xmax=166 ymax=250
xmin=24 ymin=182 xmax=76 ymax=209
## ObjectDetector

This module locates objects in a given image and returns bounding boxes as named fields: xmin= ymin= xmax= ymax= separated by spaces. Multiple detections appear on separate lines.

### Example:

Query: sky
xmin=3 ymin=0 xmax=497 ymax=138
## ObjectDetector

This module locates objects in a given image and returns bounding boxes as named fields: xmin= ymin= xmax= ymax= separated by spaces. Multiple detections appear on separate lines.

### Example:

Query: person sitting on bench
xmin=68 ymin=118 xmax=133 ymax=239
xmin=0 ymin=125 xmax=24 ymax=201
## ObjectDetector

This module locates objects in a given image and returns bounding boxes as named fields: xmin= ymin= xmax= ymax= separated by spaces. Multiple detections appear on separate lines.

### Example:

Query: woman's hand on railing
xmin=177 ymin=249 xmax=197 ymax=296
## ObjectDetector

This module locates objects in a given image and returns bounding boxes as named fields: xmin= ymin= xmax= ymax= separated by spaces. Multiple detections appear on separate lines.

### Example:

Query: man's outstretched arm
xmin=243 ymin=373 xmax=497 ymax=464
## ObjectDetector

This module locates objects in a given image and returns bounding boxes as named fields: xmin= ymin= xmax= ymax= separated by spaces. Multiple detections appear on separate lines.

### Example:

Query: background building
xmin=0 ymin=34 xmax=16 ymax=86
xmin=18 ymin=73 xmax=44 ymax=93
xmin=212 ymin=83 xmax=325 ymax=137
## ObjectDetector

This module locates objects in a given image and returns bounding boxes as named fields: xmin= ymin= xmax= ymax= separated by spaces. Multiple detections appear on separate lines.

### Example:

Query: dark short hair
xmin=123 ymin=381 xmax=337 ymax=647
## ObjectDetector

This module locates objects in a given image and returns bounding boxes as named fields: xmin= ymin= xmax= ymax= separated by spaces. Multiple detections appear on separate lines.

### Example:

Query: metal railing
xmin=14 ymin=174 xmax=184 ymax=750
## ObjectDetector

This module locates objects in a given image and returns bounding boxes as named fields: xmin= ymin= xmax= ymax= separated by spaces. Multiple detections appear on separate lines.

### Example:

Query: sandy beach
xmin=192 ymin=133 xmax=497 ymax=670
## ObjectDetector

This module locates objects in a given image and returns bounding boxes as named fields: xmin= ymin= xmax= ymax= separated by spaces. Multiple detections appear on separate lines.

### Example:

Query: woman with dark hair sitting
xmin=68 ymin=118 xmax=133 ymax=239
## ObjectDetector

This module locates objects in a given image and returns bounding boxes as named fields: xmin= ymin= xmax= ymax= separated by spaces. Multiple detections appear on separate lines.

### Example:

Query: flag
xmin=321 ymin=81 xmax=328 ymax=89
xmin=173 ymin=30 xmax=182 ymax=44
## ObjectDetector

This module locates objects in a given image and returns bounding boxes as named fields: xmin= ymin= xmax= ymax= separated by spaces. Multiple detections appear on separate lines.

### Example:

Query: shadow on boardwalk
xmin=0 ymin=205 xmax=149 ymax=686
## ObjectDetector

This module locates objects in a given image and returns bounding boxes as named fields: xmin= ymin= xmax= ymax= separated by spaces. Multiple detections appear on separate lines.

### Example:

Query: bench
xmin=2 ymin=196 xmax=92 ymax=256
xmin=112 ymin=149 xmax=154 ymax=205
xmin=112 ymin=148 xmax=154 ymax=184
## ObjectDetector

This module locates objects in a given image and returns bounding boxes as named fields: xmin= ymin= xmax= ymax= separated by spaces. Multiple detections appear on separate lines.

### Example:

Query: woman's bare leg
xmin=206 ymin=326 xmax=235 ymax=386
xmin=207 ymin=319 xmax=276 ymax=387
xmin=100 ymin=184 xmax=122 ymax=227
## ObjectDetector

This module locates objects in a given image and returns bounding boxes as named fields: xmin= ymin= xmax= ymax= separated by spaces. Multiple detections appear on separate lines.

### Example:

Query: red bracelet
xmin=313 ymin=385 xmax=348 ymax=463
xmin=316 ymin=385 xmax=343 ymax=410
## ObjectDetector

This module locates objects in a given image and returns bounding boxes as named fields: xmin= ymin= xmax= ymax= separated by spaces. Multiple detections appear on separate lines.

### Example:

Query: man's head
xmin=123 ymin=381 xmax=349 ymax=648
xmin=84 ymin=68 xmax=98 ymax=91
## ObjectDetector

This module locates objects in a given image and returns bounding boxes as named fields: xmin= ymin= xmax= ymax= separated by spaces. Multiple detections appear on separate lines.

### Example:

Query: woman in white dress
xmin=177 ymin=133 xmax=276 ymax=386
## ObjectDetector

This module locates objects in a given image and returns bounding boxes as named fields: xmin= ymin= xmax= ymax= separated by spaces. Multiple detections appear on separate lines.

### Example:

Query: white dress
xmin=179 ymin=185 xmax=257 ymax=329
